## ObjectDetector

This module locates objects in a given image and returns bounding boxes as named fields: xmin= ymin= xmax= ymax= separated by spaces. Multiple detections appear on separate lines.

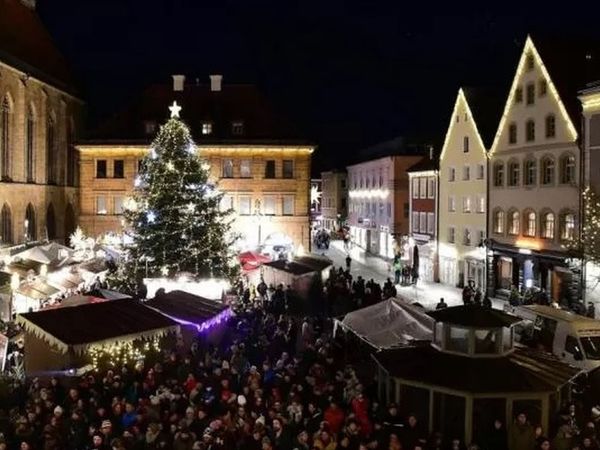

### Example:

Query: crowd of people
xmin=2 ymin=254 xmax=600 ymax=450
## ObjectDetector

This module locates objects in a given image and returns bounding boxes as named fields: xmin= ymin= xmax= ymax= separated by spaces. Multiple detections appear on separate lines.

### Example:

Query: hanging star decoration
xmin=169 ymin=101 xmax=182 ymax=118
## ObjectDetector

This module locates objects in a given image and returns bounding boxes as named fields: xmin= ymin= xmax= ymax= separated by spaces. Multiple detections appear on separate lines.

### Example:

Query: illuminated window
xmin=509 ymin=123 xmax=517 ymax=144
xmin=462 ymin=196 xmax=471 ymax=213
xmin=539 ymin=79 xmax=547 ymax=97
xmin=220 ymin=195 xmax=234 ymax=212
xmin=412 ymin=178 xmax=419 ymax=198
xmin=201 ymin=122 xmax=212 ymax=135
xmin=524 ymin=158 xmax=536 ymax=186
xmin=427 ymin=213 xmax=435 ymax=234
xmin=526 ymin=120 xmax=535 ymax=142
xmin=542 ymin=212 xmax=555 ymax=239
xmin=560 ymin=154 xmax=576 ymax=184
xmin=114 ymin=197 xmax=124 ymax=215
xmin=222 ymin=159 xmax=233 ymax=178
xmin=419 ymin=178 xmax=427 ymax=198
xmin=545 ymin=114 xmax=556 ymax=138
xmin=448 ymin=196 xmax=456 ymax=212
xmin=541 ymin=157 xmax=555 ymax=185
xmin=515 ymin=87 xmax=523 ymax=103
xmin=283 ymin=195 xmax=294 ymax=215
xmin=448 ymin=227 xmax=455 ymax=244
xmin=477 ymin=164 xmax=485 ymax=180
xmin=508 ymin=210 xmax=520 ymax=235
xmin=463 ymin=136 xmax=469 ymax=153
xmin=419 ymin=212 xmax=426 ymax=233
xmin=526 ymin=54 xmax=534 ymax=71
xmin=144 ymin=121 xmax=156 ymax=134
xmin=561 ymin=213 xmax=576 ymax=240
xmin=476 ymin=195 xmax=485 ymax=213
xmin=427 ymin=177 xmax=435 ymax=199
xmin=240 ymin=160 xmax=252 ymax=178
xmin=283 ymin=160 xmax=294 ymax=179
xmin=232 ymin=121 xmax=244 ymax=135
xmin=96 ymin=196 xmax=107 ymax=215
xmin=524 ymin=211 xmax=536 ymax=237
xmin=264 ymin=196 xmax=276 ymax=215
xmin=493 ymin=162 xmax=504 ymax=187
xmin=238 ymin=197 xmax=251 ymax=215
xmin=493 ymin=210 xmax=504 ymax=234
xmin=463 ymin=228 xmax=471 ymax=246
xmin=526 ymin=83 xmax=535 ymax=105
xmin=412 ymin=212 xmax=419 ymax=232
xmin=508 ymin=160 xmax=520 ymax=187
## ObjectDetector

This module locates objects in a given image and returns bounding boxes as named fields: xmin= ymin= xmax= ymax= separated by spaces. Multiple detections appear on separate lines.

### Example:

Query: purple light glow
xmin=169 ymin=308 xmax=233 ymax=334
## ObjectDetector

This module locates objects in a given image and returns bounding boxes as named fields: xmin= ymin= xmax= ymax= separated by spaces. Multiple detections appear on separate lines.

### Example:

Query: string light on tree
xmin=107 ymin=101 xmax=239 ymax=295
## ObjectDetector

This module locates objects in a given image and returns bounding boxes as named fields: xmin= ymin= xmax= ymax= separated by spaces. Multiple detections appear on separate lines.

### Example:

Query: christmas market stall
xmin=373 ymin=305 xmax=582 ymax=445
xmin=335 ymin=296 xmax=434 ymax=350
xmin=262 ymin=256 xmax=332 ymax=301
xmin=145 ymin=290 xmax=232 ymax=344
xmin=16 ymin=299 xmax=179 ymax=376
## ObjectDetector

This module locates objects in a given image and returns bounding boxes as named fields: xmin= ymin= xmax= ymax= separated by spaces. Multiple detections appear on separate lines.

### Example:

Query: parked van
xmin=504 ymin=304 xmax=600 ymax=372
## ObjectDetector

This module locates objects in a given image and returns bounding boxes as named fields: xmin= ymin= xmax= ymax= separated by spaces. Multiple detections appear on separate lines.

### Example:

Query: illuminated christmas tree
xmin=567 ymin=186 xmax=600 ymax=264
xmin=110 ymin=102 xmax=239 ymax=294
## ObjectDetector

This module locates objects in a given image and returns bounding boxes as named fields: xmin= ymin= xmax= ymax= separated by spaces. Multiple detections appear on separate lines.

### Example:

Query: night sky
xmin=37 ymin=1 xmax=600 ymax=173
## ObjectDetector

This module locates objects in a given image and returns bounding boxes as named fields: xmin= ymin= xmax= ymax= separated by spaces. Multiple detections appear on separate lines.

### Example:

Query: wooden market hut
xmin=17 ymin=299 xmax=179 ymax=376
xmin=262 ymin=255 xmax=332 ymax=300
xmin=373 ymin=305 xmax=582 ymax=445
xmin=144 ymin=290 xmax=232 ymax=344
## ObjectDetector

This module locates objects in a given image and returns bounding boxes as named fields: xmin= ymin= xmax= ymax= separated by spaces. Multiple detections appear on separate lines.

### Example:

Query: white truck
xmin=504 ymin=304 xmax=600 ymax=372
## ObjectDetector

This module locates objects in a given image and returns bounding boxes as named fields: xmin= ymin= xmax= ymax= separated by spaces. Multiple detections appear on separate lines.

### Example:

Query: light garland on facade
xmin=348 ymin=189 xmax=390 ymax=199
xmin=88 ymin=336 xmax=162 ymax=371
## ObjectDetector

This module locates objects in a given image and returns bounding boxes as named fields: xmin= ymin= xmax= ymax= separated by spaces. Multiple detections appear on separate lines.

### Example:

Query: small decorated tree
xmin=110 ymin=102 xmax=239 ymax=294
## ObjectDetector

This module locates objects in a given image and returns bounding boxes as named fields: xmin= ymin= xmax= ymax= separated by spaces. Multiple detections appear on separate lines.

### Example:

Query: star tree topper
xmin=169 ymin=100 xmax=182 ymax=118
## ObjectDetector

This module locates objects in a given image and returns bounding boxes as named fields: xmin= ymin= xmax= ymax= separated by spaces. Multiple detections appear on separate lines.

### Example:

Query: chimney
xmin=172 ymin=75 xmax=185 ymax=92
xmin=209 ymin=74 xmax=223 ymax=92
xmin=20 ymin=0 xmax=36 ymax=9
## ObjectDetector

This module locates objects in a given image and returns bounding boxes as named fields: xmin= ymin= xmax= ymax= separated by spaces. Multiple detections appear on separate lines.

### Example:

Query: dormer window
xmin=201 ymin=122 xmax=213 ymax=135
xmin=144 ymin=121 xmax=157 ymax=135
xmin=232 ymin=121 xmax=244 ymax=135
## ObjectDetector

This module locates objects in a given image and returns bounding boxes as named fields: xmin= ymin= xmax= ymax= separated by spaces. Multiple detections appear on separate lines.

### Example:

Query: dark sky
xmin=37 ymin=1 xmax=600 ymax=173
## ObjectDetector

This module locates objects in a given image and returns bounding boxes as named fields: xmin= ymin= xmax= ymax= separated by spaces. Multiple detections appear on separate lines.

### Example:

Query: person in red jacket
xmin=351 ymin=393 xmax=373 ymax=437
xmin=324 ymin=400 xmax=345 ymax=436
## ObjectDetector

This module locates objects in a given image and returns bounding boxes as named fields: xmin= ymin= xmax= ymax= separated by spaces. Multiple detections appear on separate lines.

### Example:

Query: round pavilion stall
xmin=373 ymin=305 xmax=582 ymax=445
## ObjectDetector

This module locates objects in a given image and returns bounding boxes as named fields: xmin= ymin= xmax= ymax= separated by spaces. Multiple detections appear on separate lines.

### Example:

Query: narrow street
xmin=314 ymin=240 xmax=505 ymax=310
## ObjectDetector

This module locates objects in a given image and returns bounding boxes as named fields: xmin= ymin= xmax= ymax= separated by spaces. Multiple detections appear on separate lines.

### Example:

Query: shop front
xmin=487 ymin=242 xmax=582 ymax=304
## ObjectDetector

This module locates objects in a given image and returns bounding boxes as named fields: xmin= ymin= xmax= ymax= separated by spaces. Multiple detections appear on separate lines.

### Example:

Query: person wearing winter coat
xmin=551 ymin=425 xmax=573 ymax=450
xmin=508 ymin=413 xmax=536 ymax=450
xmin=486 ymin=419 xmax=508 ymax=450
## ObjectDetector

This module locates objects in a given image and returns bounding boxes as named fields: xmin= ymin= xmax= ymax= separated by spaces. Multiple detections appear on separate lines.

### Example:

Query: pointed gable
xmin=440 ymin=88 xmax=492 ymax=163
xmin=490 ymin=36 xmax=588 ymax=154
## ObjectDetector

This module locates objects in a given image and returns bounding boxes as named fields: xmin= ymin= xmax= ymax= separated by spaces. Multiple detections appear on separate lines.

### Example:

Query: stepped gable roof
xmin=0 ymin=0 xmax=77 ymax=94
xmin=83 ymin=81 xmax=311 ymax=146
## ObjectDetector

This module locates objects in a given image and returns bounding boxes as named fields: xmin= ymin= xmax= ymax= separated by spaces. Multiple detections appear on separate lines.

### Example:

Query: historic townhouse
xmin=0 ymin=0 xmax=83 ymax=251
xmin=347 ymin=141 xmax=423 ymax=259
xmin=487 ymin=36 xmax=600 ymax=302
xmin=407 ymin=151 xmax=439 ymax=282
xmin=438 ymin=88 xmax=502 ymax=290
xmin=320 ymin=169 xmax=347 ymax=232
xmin=77 ymin=75 xmax=314 ymax=252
